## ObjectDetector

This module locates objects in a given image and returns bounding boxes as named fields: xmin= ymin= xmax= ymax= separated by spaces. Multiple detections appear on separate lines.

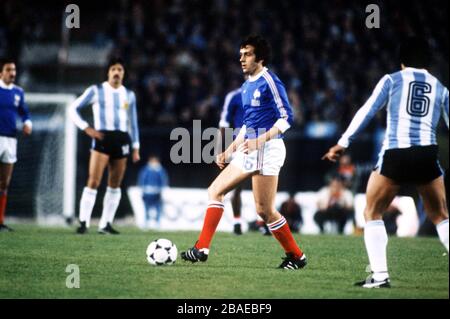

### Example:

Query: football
xmin=146 ymin=238 xmax=178 ymax=266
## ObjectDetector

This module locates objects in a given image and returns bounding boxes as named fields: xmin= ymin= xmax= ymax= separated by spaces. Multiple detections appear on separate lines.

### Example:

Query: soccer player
xmin=0 ymin=58 xmax=32 ymax=232
xmin=69 ymin=57 xmax=140 ymax=235
xmin=218 ymin=85 xmax=245 ymax=235
xmin=181 ymin=35 xmax=307 ymax=269
xmin=322 ymin=37 xmax=449 ymax=288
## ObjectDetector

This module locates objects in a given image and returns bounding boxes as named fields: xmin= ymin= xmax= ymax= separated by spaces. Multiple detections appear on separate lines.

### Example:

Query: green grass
xmin=0 ymin=224 xmax=448 ymax=299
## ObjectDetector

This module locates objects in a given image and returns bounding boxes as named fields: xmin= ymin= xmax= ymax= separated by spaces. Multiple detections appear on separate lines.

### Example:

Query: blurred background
xmin=1 ymin=0 xmax=448 ymax=233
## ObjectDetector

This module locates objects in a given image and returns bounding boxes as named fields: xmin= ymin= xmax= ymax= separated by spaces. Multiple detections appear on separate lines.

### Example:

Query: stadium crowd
xmin=1 ymin=0 xmax=448 ymax=133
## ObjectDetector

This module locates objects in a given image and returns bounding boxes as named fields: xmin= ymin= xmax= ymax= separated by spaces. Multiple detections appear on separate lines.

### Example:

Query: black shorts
xmin=92 ymin=130 xmax=131 ymax=159
xmin=375 ymin=145 xmax=443 ymax=185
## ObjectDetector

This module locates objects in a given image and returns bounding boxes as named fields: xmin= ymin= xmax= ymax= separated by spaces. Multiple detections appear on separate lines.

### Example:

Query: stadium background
xmin=0 ymin=0 xmax=448 ymax=221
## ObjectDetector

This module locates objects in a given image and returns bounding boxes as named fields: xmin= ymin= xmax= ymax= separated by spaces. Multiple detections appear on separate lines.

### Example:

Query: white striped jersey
xmin=240 ymin=67 xmax=293 ymax=139
xmin=338 ymin=67 xmax=449 ymax=150
xmin=69 ymin=82 xmax=140 ymax=149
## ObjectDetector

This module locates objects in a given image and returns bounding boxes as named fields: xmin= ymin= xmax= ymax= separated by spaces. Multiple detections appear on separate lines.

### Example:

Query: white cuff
xmin=79 ymin=121 xmax=89 ymax=130
xmin=218 ymin=120 xmax=230 ymax=128
xmin=337 ymin=137 xmax=349 ymax=148
xmin=24 ymin=120 xmax=32 ymax=128
xmin=274 ymin=119 xmax=291 ymax=133
xmin=132 ymin=142 xmax=140 ymax=149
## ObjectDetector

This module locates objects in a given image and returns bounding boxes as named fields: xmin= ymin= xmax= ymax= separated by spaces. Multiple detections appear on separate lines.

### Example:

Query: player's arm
xmin=443 ymin=88 xmax=449 ymax=129
xmin=68 ymin=85 xmax=104 ymax=140
xmin=216 ymin=125 xmax=246 ymax=169
xmin=243 ymin=125 xmax=284 ymax=154
xmin=18 ymin=90 xmax=32 ymax=136
xmin=218 ymin=90 xmax=235 ymax=129
xmin=216 ymin=90 xmax=236 ymax=155
xmin=129 ymin=91 xmax=140 ymax=163
xmin=215 ymin=127 xmax=226 ymax=155
xmin=322 ymin=75 xmax=392 ymax=162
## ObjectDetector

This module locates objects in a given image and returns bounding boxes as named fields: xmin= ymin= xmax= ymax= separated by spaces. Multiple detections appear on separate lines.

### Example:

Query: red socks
xmin=195 ymin=202 xmax=304 ymax=260
xmin=0 ymin=191 xmax=7 ymax=225
xmin=268 ymin=216 xmax=303 ymax=259
xmin=196 ymin=201 xmax=224 ymax=249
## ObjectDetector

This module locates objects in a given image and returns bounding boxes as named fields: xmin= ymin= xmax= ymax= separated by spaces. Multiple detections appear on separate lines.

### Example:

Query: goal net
xmin=8 ymin=93 xmax=77 ymax=225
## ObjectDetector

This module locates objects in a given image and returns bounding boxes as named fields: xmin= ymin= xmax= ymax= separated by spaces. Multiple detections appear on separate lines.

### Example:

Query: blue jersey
xmin=69 ymin=82 xmax=140 ymax=149
xmin=219 ymin=88 xmax=244 ymax=129
xmin=0 ymin=80 xmax=31 ymax=137
xmin=138 ymin=164 xmax=169 ymax=196
xmin=338 ymin=67 xmax=449 ymax=150
xmin=240 ymin=67 xmax=293 ymax=139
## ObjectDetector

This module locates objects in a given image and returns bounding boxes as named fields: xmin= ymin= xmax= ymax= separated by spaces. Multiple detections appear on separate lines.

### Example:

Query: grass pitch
xmin=0 ymin=224 xmax=448 ymax=299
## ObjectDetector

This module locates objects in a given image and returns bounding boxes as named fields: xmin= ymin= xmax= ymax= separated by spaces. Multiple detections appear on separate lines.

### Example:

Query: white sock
xmin=436 ymin=219 xmax=449 ymax=253
xmin=79 ymin=187 xmax=97 ymax=228
xmin=99 ymin=187 xmax=121 ymax=229
xmin=234 ymin=217 xmax=242 ymax=225
xmin=364 ymin=220 xmax=389 ymax=280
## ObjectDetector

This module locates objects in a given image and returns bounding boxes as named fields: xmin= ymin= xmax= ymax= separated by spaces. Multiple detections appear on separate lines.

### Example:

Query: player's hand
xmin=132 ymin=149 xmax=140 ymax=163
xmin=215 ymin=152 xmax=227 ymax=170
xmin=84 ymin=127 xmax=104 ymax=140
xmin=22 ymin=124 xmax=32 ymax=136
xmin=321 ymin=144 xmax=346 ymax=162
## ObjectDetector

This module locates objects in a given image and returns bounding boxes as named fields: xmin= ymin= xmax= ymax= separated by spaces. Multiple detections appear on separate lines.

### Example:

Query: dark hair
xmin=330 ymin=173 xmax=345 ymax=183
xmin=240 ymin=35 xmax=272 ymax=66
xmin=0 ymin=57 xmax=15 ymax=72
xmin=398 ymin=36 xmax=431 ymax=68
xmin=106 ymin=57 xmax=126 ymax=75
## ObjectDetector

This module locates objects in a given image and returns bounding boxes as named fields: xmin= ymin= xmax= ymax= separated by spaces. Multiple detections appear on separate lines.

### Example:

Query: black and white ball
xmin=146 ymin=238 xmax=178 ymax=266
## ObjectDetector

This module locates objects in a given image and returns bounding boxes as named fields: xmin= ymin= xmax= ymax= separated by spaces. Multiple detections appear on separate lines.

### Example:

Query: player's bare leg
xmin=181 ymin=164 xmax=253 ymax=262
xmin=252 ymin=174 xmax=280 ymax=224
xmin=87 ymin=150 xmax=110 ymax=189
xmin=98 ymin=158 xmax=127 ymax=234
xmin=107 ymin=158 xmax=127 ymax=188
xmin=357 ymin=171 xmax=400 ymax=288
xmin=0 ymin=163 xmax=14 ymax=231
xmin=364 ymin=171 xmax=400 ymax=221
xmin=208 ymin=163 xmax=253 ymax=202
xmin=252 ymin=174 xmax=306 ymax=269
xmin=417 ymin=176 xmax=449 ymax=252
xmin=77 ymin=150 xmax=109 ymax=233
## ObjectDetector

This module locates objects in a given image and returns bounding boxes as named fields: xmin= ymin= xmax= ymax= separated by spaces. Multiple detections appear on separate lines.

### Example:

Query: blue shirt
xmin=240 ymin=67 xmax=293 ymax=139
xmin=0 ymin=80 xmax=31 ymax=137
xmin=138 ymin=163 xmax=169 ymax=196
xmin=219 ymin=88 xmax=244 ymax=129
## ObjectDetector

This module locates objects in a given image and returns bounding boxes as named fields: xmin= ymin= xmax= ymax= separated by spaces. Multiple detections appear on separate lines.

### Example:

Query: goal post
xmin=13 ymin=93 xmax=77 ymax=225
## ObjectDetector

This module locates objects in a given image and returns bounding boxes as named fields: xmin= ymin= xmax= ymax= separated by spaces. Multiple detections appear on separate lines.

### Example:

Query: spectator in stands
xmin=279 ymin=192 xmax=303 ymax=233
xmin=314 ymin=175 xmax=354 ymax=234
xmin=337 ymin=154 xmax=356 ymax=189
xmin=138 ymin=154 xmax=169 ymax=229
xmin=382 ymin=204 xmax=402 ymax=236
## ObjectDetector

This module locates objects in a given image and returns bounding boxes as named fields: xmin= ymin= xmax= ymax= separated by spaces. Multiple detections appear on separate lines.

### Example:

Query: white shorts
xmin=230 ymin=139 xmax=286 ymax=176
xmin=0 ymin=136 xmax=17 ymax=164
